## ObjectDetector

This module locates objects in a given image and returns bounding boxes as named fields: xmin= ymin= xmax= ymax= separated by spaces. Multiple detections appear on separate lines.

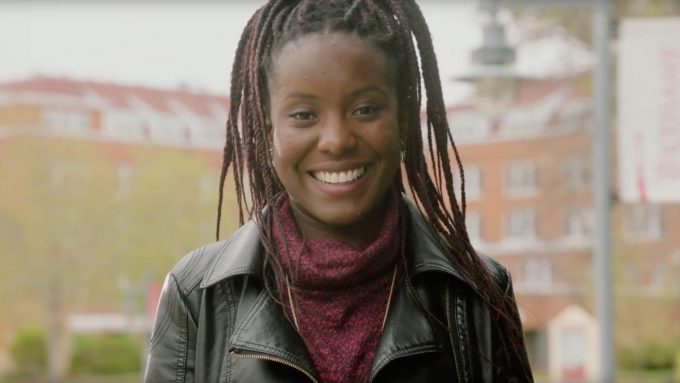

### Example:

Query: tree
xmin=0 ymin=136 xmax=239 ymax=379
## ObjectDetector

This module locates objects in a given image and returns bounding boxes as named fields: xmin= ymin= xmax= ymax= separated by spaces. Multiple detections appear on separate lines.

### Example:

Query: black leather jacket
xmin=145 ymin=202 xmax=532 ymax=382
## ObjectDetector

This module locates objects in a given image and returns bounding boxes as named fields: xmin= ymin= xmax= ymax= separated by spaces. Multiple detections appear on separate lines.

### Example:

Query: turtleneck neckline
xmin=272 ymin=190 xmax=400 ymax=290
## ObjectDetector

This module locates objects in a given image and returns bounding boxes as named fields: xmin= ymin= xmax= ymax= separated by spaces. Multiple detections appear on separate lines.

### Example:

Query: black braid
xmin=216 ymin=1 xmax=532 ymax=380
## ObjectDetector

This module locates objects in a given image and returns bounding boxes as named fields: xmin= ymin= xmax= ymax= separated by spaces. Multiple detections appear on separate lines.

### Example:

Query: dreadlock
xmin=215 ymin=0 xmax=531 ymax=380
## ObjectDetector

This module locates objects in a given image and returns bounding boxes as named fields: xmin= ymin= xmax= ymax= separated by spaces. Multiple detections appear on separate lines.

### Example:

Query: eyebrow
xmin=283 ymin=85 xmax=389 ymax=102
xmin=350 ymin=85 xmax=388 ymax=98
xmin=284 ymin=92 xmax=318 ymax=101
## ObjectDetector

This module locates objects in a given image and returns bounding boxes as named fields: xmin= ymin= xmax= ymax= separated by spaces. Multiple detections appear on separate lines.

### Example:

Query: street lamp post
xmin=591 ymin=2 xmax=614 ymax=382
xmin=455 ymin=0 xmax=527 ymax=117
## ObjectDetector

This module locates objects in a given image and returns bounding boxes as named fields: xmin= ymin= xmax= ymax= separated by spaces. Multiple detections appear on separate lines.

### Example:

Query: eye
xmin=352 ymin=105 xmax=379 ymax=116
xmin=288 ymin=108 xmax=317 ymax=121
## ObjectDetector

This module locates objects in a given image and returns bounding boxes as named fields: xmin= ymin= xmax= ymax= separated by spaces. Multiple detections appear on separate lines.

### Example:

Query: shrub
xmin=70 ymin=334 xmax=142 ymax=375
xmin=643 ymin=342 xmax=678 ymax=370
xmin=618 ymin=341 xmax=679 ymax=370
xmin=8 ymin=328 xmax=47 ymax=374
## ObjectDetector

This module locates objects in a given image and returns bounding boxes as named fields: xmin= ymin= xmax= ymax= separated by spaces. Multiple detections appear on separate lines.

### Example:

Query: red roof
xmin=0 ymin=76 xmax=228 ymax=119
xmin=443 ymin=75 xmax=587 ymax=114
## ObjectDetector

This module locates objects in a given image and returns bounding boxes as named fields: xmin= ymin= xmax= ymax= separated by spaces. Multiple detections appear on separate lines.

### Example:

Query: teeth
xmin=313 ymin=167 xmax=366 ymax=184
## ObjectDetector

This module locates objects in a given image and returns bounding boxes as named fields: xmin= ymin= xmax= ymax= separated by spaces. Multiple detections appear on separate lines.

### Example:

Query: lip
xmin=307 ymin=162 xmax=373 ymax=196
xmin=307 ymin=161 xmax=371 ymax=173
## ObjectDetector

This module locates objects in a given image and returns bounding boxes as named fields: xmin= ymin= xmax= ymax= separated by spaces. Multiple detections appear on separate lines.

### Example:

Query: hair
xmin=216 ymin=0 xmax=531 ymax=380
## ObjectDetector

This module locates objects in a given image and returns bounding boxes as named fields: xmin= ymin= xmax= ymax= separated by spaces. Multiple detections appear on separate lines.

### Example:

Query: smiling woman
xmin=144 ymin=1 xmax=533 ymax=383
xmin=269 ymin=32 xmax=401 ymax=247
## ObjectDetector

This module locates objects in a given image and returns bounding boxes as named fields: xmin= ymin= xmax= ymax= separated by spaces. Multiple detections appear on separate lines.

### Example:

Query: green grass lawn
xmin=618 ymin=368 xmax=674 ymax=382
xmin=64 ymin=373 xmax=141 ymax=383
xmin=1 ymin=373 xmax=141 ymax=383
xmin=532 ymin=369 xmax=674 ymax=383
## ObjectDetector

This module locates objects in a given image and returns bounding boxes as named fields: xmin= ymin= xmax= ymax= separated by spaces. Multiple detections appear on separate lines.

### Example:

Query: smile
xmin=311 ymin=166 xmax=367 ymax=184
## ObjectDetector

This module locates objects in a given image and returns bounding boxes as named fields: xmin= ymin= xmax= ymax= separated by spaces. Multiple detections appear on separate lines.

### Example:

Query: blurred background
xmin=0 ymin=0 xmax=678 ymax=382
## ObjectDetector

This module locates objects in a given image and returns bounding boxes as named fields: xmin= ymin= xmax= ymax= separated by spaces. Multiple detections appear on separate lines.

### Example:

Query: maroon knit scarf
xmin=272 ymin=191 xmax=401 ymax=383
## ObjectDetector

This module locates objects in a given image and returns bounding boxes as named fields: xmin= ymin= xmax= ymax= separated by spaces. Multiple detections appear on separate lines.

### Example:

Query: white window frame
xmin=42 ymin=109 xmax=90 ymax=135
xmin=504 ymin=161 xmax=537 ymax=197
xmin=564 ymin=207 xmax=593 ymax=238
xmin=519 ymin=258 xmax=553 ymax=292
xmin=504 ymin=208 xmax=536 ymax=240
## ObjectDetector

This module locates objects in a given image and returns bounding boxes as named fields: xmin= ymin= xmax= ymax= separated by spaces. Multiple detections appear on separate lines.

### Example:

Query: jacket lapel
xmin=370 ymin=278 xmax=441 ymax=380
xmin=229 ymin=288 xmax=318 ymax=379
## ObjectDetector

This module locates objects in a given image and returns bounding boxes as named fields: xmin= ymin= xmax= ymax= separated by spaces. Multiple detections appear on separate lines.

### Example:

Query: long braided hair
xmin=216 ymin=0 xmax=531 ymax=380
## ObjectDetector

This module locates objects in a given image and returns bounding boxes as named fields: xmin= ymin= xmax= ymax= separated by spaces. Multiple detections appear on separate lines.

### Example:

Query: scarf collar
xmin=272 ymin=190 xmax=400 ymax=290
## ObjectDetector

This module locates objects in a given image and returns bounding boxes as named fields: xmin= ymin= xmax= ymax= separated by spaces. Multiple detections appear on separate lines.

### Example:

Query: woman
xmin=145 ymin=1 xmax=533 ymax=382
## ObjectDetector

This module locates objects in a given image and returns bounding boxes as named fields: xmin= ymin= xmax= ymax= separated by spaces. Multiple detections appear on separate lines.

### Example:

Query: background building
xmin=0 ymin=76 xmax=239 ymax=377
xmin=447 ymin=75 xmax=680 ymax=378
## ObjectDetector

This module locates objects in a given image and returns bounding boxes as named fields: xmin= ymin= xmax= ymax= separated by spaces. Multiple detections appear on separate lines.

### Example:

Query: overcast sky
xmin=0 ymin=1 xmax=590 ymax=103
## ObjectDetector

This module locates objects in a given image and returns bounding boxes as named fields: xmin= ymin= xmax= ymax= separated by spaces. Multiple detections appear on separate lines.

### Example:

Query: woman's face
xmin=268 ymin=32 xmax=401 ymax=246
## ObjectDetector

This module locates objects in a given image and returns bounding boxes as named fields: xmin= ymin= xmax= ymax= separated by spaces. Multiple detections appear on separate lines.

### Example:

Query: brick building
xmin=0 ymin=76 xmax=232 ymax=374
xmin=448 ymin=76 xmax=680 ymax=376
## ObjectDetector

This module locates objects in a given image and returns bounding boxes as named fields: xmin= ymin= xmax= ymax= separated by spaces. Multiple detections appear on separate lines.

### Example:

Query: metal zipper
xmin=444 ymin=284 xmax=464 ymax=383
xmin=230 ymin=351 xmax=319 ymax=383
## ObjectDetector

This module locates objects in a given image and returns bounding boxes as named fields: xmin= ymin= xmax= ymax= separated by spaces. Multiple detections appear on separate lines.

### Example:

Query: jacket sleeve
xmin=492 ymin=269 xmax=534 ymax=383
xmin=144 ymin=273 xmax=197 ymax=383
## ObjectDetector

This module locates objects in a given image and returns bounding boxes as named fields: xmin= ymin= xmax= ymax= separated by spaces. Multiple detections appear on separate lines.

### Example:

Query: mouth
xmin=311 ymin=166 xmax=368 ymax=185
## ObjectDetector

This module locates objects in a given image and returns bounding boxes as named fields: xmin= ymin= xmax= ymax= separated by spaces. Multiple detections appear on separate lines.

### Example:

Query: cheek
xmin=375 ymin=121 xmax=402 ymax=161
xmin=271 ymin=127 xmax=305 ymax=175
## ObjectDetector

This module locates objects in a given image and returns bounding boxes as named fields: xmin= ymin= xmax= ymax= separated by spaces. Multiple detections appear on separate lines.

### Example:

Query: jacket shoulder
xmin=168 ymin=219 xmax=262 ymax=294
xmin=476 ymin=251 xmax=511 ymax=293
xmin=168 ymin=239 xmax=235 ymax=295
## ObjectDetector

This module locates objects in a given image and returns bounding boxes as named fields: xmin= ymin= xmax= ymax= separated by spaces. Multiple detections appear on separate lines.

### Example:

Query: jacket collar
xmin=227 ymin=265 xmax=447 ymax=382
xmin=200 ymin=196 xmax=466 ymax=289
xmin=200 ymin=219 xmax=264 ymax=288
xmin=206 ymin=197 xmax=467 ymax=380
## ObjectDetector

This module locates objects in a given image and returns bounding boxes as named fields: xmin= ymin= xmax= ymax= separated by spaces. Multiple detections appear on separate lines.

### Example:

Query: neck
xmin=288 ymin=197 xmax=389 ymax=249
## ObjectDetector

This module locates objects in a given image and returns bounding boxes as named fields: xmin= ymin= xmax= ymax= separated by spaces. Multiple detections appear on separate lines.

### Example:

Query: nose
xmin=317 ymin=115 xmax=357 ymax=156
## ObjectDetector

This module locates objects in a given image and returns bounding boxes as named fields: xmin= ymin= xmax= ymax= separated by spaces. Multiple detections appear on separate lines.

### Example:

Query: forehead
xmin=268 ymin=32 xmax=394 ymax=92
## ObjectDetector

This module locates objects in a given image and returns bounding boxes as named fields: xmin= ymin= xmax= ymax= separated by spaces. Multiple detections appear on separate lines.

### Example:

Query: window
xmin=622 ymin=204 xmax=662 ymax=240
xmin=103 ymin=113 xmax=145 ymax=140
xmin=520 ymin=258 xmax=553 ymax=291
xmin=448 ymin=112 xmax=488 ymax=144
xmin=504 ymin=209 xmax=536 ymax=239
xmin=564 ymin=207 xmax=593 ymax=238
xmin=465 ymin=211 xmax=481 ymax=241
xmin=454 ymin=164 xmax=482 ymax=200
xmin=563 ymin=156 xmax=591 ymax=192
xmin=504 ymin=161 xmax=536 ymax=196
xmin=42 ymin=109 xmax=90 ymax=135
xmin=151 ymin=117 xmax=186 ymax=144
